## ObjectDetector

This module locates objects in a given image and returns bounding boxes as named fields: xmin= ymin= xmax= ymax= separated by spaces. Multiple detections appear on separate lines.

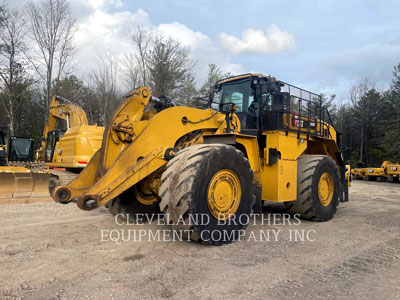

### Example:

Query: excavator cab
xmin=44 ymin=129 xmax=66 ymax=162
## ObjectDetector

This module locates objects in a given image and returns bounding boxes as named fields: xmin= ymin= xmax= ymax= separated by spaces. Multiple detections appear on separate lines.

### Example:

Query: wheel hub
xmin=207 ymin=170 xmax=241 ymax=220
xmin=318 ymin=172 xmax=334 ymax=206
xmin=134 ymin=181 xmax=158 ymax=205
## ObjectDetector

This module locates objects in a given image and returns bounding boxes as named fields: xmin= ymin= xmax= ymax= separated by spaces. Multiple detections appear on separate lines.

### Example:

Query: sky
xmin=11 ymin=0 xmax=400 ymax=102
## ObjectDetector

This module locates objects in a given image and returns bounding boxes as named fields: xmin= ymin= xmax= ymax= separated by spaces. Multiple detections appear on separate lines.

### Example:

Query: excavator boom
xmin=37 ymin=96 xmax=89 ymax=161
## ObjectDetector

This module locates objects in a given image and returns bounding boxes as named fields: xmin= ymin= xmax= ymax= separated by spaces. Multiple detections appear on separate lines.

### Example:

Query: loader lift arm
xmin=53 ymin=87 xmax=239 ymax=208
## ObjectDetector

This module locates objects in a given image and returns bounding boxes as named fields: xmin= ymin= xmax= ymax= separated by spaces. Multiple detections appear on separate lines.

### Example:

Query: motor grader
xmin=53 ymin=74 xmax=348 ymax=245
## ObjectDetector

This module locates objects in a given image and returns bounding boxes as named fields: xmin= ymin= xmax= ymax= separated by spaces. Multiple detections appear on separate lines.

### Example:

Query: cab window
xmin=218 ymin=79 xmax=251 ymax=113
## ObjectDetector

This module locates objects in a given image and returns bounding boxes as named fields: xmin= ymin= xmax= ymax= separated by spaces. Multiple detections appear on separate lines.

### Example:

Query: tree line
xmin=0 ymin=0 xmax=223 ymax=139
xmin=0 ymin=0 xmax=399 ymax=166
xmin=324 ymin=67 xmax=400 ymax=166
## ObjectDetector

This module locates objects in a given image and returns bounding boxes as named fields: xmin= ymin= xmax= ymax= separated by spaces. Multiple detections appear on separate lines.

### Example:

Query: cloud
xmin=72 ymin=0 xmax=123 ymax=10
xmin=219 ymin=24 xmax=295 ymax=55
xmin=73 ymin=8 xmax=150 ymax=74
xmin=155 ymin=22 xmax=243 ymax=81
xmin=72 ymin=6 xmax=243 ymax=86
xmin=156 ymin=22 xmax=210 ymax=50
xmin=306 ymin=43 xmax=400 ymax=97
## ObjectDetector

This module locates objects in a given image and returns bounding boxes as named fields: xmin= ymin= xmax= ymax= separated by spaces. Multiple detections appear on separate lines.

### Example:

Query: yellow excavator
xmin=37 ymin=95 xmax=104 ymax=193
xmin=0 ymin=96 xmax=104 ymax=202
xmin=0 ymin=125 xmax=49 ymax=203
xmin=53 ymin=74 xmax=349 ymax=245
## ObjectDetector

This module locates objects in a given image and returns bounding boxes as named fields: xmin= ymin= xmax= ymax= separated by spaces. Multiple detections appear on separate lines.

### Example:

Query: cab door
xmin=45 ymin=130 xmax=66 ymax=162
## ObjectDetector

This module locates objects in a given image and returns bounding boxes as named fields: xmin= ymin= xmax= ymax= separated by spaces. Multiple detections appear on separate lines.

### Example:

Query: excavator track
xmin=49 ymin=169 xmax=79 ymax=196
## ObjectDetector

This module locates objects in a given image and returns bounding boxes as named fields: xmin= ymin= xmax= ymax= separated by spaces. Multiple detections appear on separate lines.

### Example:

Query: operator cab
xmin=0 ymin=126 xmax=34 ymax=163
xmin=45 ymin=129 xmax=66 ymax=162
xmin=214 ymin=76 xmax=258 ymax=135
xmin=213 ymin=74 xmax=331 ymax=139
xmin=8 ymin=137 xmax=35 ymax=162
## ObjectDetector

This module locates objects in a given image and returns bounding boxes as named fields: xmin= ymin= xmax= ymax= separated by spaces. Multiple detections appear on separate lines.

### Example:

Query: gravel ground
xmin=0 ymin=180 xmax=399 ymax=300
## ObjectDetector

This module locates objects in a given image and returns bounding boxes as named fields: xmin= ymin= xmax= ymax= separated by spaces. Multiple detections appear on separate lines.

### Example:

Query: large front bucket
xmin=0 ymin=167 xmax=51 ymax=204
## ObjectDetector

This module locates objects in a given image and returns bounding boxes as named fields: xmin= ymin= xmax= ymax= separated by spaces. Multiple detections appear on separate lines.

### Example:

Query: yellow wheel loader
xmin=0 ymin=126 xmax=49 ymax=204
xmin=37 ymin=96 xmax=104 ymax=193
xmin=53 ymin=74 xmax=349 ymax=245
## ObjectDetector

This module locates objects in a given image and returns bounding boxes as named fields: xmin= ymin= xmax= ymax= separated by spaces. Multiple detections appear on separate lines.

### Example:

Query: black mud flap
xmin=339 ymin=164 xmax=348 ymax=203
xmin=343 ymin=180 xmax=349 ymax=202
xmin=252 ymin=183 xmax=262 ymax=213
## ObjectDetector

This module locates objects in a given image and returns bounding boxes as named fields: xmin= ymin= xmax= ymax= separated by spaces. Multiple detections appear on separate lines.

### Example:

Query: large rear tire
xmin=159 ymin=144 xmax=254 ymax=245
xmin=285 ymin=154 xmax=339 ymax=221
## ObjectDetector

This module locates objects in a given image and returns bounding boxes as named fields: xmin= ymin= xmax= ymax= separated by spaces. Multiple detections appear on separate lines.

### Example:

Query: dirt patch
xmin=0 ymin=180 xmax=399 ymax=299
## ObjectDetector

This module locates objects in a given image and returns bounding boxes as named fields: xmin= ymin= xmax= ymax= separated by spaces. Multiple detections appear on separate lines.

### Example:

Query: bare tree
xmin=25 ymin=0 xmax=76 ymax=114
xmin=91 ymin=52 xmax=120 ymax=125
xmin=0 ymin=5 xmax=32 ymax=135
xmin=147 ymin=36 xmax=192 ymax=98
xmin=131 ymin=26 xmax=151 ymax=86
xmin=80 ymin=75 xmax=101 ymax=125
xmin=121 ymin=53 xmax=140 ymax=90
xmin=350 ymin=77 xmax=374 ymax=163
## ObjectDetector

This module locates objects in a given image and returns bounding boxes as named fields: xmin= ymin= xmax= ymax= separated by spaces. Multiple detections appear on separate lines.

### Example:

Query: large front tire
xmin=159 ymin=144 xmax=254 ymax=245
xmin=106 ymin=184 xmax=160 ymax=219
xmin=285 ymin=155 xmax=340 ymax=221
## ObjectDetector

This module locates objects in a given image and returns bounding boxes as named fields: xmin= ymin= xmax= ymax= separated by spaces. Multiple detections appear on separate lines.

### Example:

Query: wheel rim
xmin=207 ymin=169 xmax=241 ymax=220
xmin=318 ymin=172 xmax=334 ymax=206
xmin=134 ymin=183 xmax=158 ymax=205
